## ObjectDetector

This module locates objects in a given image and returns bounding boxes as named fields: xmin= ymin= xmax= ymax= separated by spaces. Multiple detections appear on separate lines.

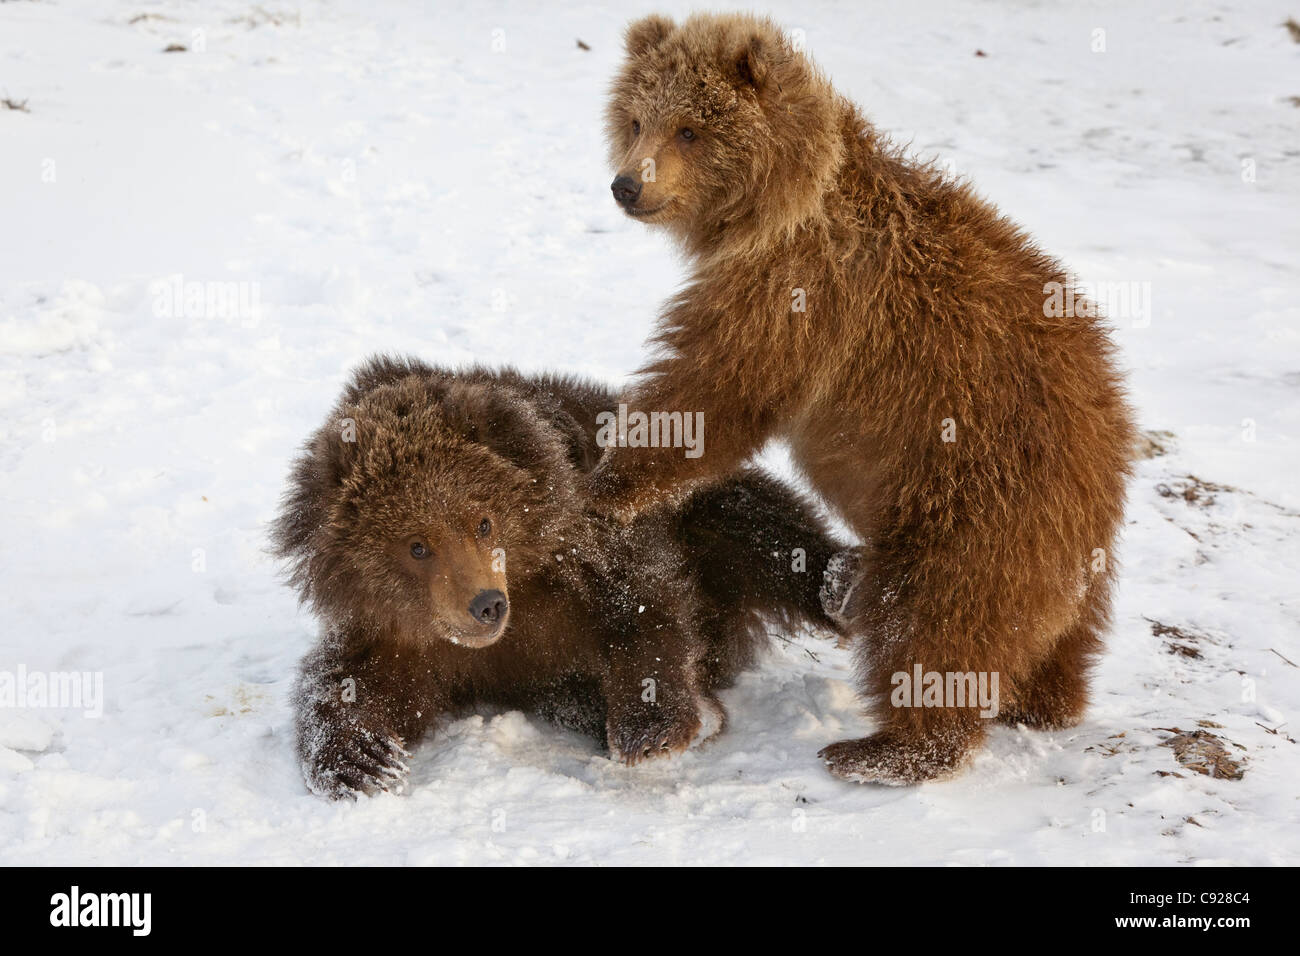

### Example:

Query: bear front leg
xmin=586 ymin=346 xmax=780 ymax=521
xmin=297 ymin=695 xmax=411 ymax=799
xmin=597 ymin=599 xmax=721 ymax=765
xmin=293 ymin=639 xmax=438 ymax=800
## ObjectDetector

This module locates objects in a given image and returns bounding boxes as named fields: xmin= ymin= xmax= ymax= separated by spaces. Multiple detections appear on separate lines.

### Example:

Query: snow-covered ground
xmin=1 ymin=0 xmax=1297 ymax=865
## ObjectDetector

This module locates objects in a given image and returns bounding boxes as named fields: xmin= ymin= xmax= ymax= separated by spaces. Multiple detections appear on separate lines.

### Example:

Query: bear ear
xmin=440 ymin=383 xmax=553 ymax=476
xmin=625 ymin=14 xmax=674 ymax=57
xmin=733 ymin=34 xmax=770 ymax=90
xmin=319 ymin=415 xmax=362 ymax=487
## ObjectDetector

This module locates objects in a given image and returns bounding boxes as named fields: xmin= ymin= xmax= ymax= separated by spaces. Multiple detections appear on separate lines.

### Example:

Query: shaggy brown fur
xmin=589 ymin=13 xmax=1136 ymax=784
xmin=272 ymin=355 xmax=841 ymax=799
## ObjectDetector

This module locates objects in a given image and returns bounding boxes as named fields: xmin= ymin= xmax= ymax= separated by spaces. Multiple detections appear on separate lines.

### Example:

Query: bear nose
xmin=468 ymin=589 xmax=507 ymax=627
xmin=610 ymin=175 xmax=642 ymax=208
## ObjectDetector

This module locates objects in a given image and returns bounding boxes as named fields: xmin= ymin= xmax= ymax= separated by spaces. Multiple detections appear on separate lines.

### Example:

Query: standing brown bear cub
xmin=273 ymin=356 xmax=841 ymax=799
xmin=591 ymin=13 xmax=1136 ymax=783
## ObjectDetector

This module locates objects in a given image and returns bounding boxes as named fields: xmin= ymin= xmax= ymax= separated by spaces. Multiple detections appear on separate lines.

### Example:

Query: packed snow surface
xmin=1 ymin=0 xmax=1297 ymax=864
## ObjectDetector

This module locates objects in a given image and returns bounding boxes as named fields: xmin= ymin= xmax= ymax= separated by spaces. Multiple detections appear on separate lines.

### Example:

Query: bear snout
xmin=610 ymin=175 xmax=642 ymax=209
xmin=468 ymin=589 xmax=508 ymax=628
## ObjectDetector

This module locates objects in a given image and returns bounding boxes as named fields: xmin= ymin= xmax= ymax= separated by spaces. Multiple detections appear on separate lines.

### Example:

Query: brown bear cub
xmin=591 ymin=13 xmax=1136 ymax=783
xmin=273 ymin=356 xmax=841 ymax=799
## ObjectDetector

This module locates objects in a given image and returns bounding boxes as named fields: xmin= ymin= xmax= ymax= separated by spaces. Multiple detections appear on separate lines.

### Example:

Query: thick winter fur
xmin=273 ymin=355 xmax=840 ymax=798
xmin=590 ymin=13 xmax=1137 ymax=783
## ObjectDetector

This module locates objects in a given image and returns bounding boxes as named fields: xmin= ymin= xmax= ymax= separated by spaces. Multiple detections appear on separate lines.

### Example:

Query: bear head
xmin=274 ymin=362 xmax=587 ymax=649
xmin=605 ymin=12 xmax=845 ymax=255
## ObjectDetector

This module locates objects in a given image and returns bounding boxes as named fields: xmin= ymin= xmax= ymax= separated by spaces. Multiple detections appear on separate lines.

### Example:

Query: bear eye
xmin=631 ymin=119 xmax=641 ymax=136
xmin=409 ymin=540 xmax=430 ymax=559
xmin=679 ymin=127 xmax=695 ymax=141
xmin=477 ymin=518 xmax=492 ymax=538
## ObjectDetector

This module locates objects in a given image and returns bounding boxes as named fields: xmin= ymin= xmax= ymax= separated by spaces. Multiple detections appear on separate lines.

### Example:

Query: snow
xmin=1 ymin=0 xmax=1298 ymax=865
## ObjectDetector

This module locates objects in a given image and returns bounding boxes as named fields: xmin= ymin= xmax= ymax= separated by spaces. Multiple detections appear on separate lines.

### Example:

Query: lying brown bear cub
xmin=273 ymin=356 xmax=842 ymax=799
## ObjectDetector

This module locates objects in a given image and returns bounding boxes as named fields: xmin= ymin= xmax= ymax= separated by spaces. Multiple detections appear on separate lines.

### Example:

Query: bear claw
xmin=607 ymin=709 xmax=702 ymax=766
xmin=305 ymin=727 xmax=411 ymax=800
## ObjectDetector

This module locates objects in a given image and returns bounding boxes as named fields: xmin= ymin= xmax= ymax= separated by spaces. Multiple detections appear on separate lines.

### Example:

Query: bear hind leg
xmin=997 ymin=616 xmax=1102 ymax=730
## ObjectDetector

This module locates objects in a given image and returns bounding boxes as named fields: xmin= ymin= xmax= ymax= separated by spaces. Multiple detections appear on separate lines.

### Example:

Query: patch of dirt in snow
xmin=1158 ymin=728 xmax=1247 ymax=780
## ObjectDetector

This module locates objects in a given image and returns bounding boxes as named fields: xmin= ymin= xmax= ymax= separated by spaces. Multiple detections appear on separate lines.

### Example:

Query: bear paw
xmin=303 ymin=726 xmax=411 ymax=800
xmin=818 ymin=733 xmax=966 ymax=786
xmin=819 ymin=546 xmax=869 ymax=627
xmin=607 ymin=696 xmax=721 ymax=766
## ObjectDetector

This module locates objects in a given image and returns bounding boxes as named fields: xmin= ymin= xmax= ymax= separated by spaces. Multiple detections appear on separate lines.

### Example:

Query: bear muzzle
xmin=452 ymin=589 xmax=509 ymax=648
xmin=611 ymin=175 xmax=642 ymax=209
